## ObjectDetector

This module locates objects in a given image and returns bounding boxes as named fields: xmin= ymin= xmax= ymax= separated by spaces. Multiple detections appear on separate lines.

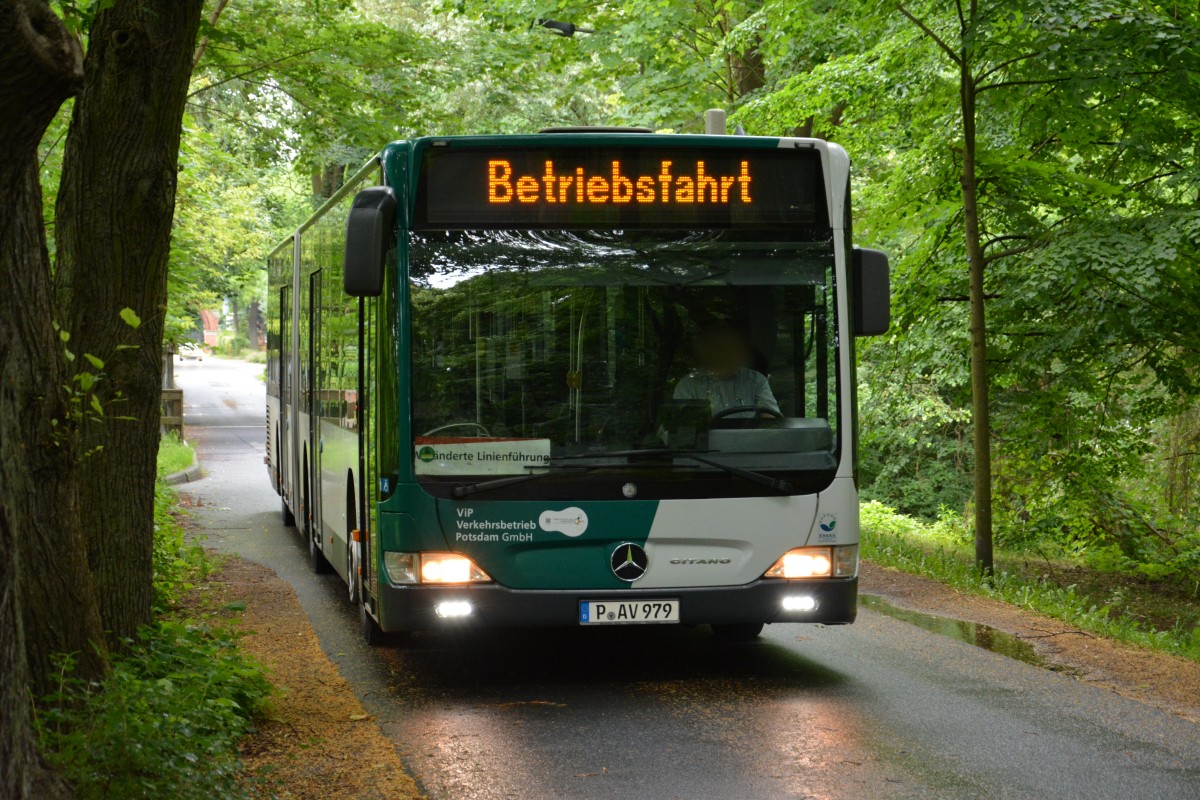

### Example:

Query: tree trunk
xmin=311 ymin=162 xmax=347 ymax=198
xmin=53 ymin=0 xmax=205 ymax=645
xmin=730 ymin=48 xmax=764 ymax=98
xmin=231 ymin=294 xmax=241 ymax=343
xmin=959 ymin=46 xmax=994 ymax=574
xmin=0 ymin=2 xmax=99 ymax=797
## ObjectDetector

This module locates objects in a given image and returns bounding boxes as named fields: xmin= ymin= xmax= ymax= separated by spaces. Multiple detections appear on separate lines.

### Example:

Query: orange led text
xmin=487 ymin=159 xmax=753 ymax=206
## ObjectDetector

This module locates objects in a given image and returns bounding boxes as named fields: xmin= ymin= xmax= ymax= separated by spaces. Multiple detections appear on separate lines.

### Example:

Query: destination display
xmin=415 ymin=145 xmax=829 ymax=229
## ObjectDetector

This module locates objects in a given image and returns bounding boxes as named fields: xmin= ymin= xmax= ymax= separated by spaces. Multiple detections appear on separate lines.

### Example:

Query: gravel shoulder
xmin=860 ymin=561 xmax=1200 ymax=723
xmin=198 ymin=557 xmax=424 ymax=800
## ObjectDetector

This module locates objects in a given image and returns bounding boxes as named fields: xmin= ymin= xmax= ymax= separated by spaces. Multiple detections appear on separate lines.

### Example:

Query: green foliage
xmin=726 ymin=0 xmax=1200 ymax=586
xmin=151 ymin=480 xmax=207 ymax=613
xmin=861 ymin=502 xmax=1200 ymax=662
xmin=156 ymin=433 xmax=196 ymax=480
xmin=48 ymin=314 xmax=142 ymax=452
xmin=51 ymin=0 xmax=116 ymax=35
xmin=859 ymin=362 xmax=973 ymax=518
xmin=38 ymin=481 xmax=268 ymax=800
xmin=38 ymin=621 xmax=270 ymax=800
xmin=240 ymin=350 xmax=268 ymax=365
xmin=213 ymin=330 xmax=252 ymax=357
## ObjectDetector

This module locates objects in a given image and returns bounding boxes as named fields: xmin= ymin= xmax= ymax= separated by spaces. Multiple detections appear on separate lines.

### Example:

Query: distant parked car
xmin=178 ymin=343 xmax=205 ymax=361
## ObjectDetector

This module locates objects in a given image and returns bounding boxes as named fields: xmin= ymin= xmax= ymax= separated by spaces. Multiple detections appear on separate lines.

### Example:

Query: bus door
xmin=308 ymin=270 xmax=323 ymax=541
xmin=279 ymin=285 xmax=292 ymax=505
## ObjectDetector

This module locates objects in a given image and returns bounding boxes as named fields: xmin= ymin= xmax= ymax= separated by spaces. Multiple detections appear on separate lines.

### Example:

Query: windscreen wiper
xmin=452 ymin=451 xmax=681 ymax=497
xmin=451 ymin=466 xmax=591 ymax=498
xmin=549 ymin=448 xmax=712 ymax=461
xmin=678 ymin=453 xmax=795 ymax=494
xmin=552 ymin=448 xmax=795 ymax=494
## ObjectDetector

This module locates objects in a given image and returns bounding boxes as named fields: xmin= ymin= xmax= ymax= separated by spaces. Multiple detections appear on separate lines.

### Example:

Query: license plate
xmin=579 ymin=599 xmax=680 ymax=625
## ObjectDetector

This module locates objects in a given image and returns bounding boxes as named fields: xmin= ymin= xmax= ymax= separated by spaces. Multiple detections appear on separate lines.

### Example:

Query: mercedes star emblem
xmin=610 ymin=542 xmax=649 ymax=582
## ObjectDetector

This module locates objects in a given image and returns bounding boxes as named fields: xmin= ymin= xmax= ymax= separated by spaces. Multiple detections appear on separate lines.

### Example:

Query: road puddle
xmin=860 ymin=594 xmax=1044 ymax=667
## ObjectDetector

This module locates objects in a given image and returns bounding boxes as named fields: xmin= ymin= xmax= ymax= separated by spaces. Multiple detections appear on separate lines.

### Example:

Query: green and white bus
xmin=266 ymin=128 xmax=889 ymax=644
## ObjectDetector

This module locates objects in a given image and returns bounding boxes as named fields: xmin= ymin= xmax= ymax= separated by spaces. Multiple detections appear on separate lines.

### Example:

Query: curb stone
xmin=165 ymin=462 xmax=203 ymax=485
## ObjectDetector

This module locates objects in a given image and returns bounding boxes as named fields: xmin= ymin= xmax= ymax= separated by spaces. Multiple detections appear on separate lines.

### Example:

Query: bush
xmin=152 ymin=480 xmax=206 ymax=612
xmin=214 ymin=331 xmax=251 ymax=357
xmin=37 ymin=482 xmax=270 ymax=799
xmin=39 ymin=622 xmax=271 ymax=800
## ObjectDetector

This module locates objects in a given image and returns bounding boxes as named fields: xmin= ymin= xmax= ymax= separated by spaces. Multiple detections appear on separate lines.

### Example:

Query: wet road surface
xmin=176 ymin=357 xmax=1200 ymax=800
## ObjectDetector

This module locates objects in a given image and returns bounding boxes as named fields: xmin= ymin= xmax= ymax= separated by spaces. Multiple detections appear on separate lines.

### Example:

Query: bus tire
xmin=360 ymin=602 xmax=384 ymax=645
xmin=310 ymin=530 xmax=333 ymax=574
xmin=281 ymin=497 xmax=295 ymax=527
xmin=360 ymin=603 xmax=410 ymax=647
xmin=711 ymin=622 xmax=764 ymax=643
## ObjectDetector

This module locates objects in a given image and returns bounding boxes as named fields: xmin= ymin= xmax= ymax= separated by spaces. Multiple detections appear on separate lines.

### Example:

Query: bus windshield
xmin=408 ymin=228 xmax=839 ymax=500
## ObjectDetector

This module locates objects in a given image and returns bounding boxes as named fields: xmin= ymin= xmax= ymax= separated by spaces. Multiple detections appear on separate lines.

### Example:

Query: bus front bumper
xmin=374 ymin=577 xmax=857 ymax=632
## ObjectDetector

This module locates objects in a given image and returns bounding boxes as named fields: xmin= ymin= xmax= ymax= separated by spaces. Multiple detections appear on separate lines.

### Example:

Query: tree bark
xmin=0 ymin=2 xmax=100 ymax=797
xmin=958 ymin=25 xmax=994 ymax=574
xmin=730 ymin=48 xmax=764 ymax=98
xmin=311 ymin=162 xmax=347 ymax=198
xmin=53 ymin=0 xmax=205 ymax=645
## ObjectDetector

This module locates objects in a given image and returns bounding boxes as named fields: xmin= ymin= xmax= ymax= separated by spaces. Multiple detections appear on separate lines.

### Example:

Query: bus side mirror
xmin=344 ymin=186 xmax=397 ymax=297
xmin=852 ymin=247 xmax=890 ymax=336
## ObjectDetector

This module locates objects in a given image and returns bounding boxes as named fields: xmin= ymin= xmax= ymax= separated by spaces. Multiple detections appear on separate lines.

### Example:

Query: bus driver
xmin=673 ymin=322 xmax=780 ymax=419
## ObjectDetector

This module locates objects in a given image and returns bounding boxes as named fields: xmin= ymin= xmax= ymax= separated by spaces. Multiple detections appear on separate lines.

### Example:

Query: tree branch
xmin=898 ymin=5 xmax=962 ymax=66
xmin=191 ymin=0 xmax=231 ymax=70
xmin=982 ymin=234 xmax=1028 ymax=251
xmin=983 ymin=243 xmax=1040 ymax=265
xmin=976 ymin=75 xmax=1074 ymax=93
xmin=937 ymin=293 xmax=1002 ymax=302
xmin=977 ymin=50 xmax=1042 ymax=83
xmin=186 ymin=45 xmax=323 ymax=99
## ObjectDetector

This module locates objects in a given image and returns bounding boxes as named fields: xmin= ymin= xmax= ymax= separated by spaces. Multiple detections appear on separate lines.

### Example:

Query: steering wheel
xmin=421 ymin=422 xmax=492 ymax=437
xmin=711 ymin=405 xmax=784 ymax=421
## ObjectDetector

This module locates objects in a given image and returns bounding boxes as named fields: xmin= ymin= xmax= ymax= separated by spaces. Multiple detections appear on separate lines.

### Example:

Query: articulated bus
xmin=266 ymin=128 xmax=889 ymax=644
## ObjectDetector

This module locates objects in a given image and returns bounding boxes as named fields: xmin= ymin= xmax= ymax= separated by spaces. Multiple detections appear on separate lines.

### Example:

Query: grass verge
xmin=157 ymin=431 xmax=195 ymax=477
xmin=36 ymin=481 xmax=272 ymax=800
xmin=861 ymin=501 xmax=1200 ymax=663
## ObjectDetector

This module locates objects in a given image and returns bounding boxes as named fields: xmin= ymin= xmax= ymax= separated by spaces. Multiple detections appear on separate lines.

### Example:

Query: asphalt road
xmin=176 ymin=357 xmax=1200 ymax=800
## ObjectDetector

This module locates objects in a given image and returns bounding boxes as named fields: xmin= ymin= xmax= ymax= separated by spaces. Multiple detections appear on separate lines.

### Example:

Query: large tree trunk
xmin=53 ymin=0 xmax=205 ymax=645
xmin=0 ymin=2 xmax=99 ymax=797
xmin=959 ymin=44 xmax=994 ymax=574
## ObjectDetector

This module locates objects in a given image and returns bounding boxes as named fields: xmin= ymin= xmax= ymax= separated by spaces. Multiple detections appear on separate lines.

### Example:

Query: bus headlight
xmin=833 ymin=544 xmax=859 ymax=577
xmin=765 ymin=548 xmax=832 ymax=579
xmin=382 ymin=552 xmax=492 ymax=585
xmin=764 ymin=545 xmax=859 ymax=579
xmin=383 ymin=552 xmax=418 ymax=585
xmin=418 ymin=553 xmax=491 ymax=584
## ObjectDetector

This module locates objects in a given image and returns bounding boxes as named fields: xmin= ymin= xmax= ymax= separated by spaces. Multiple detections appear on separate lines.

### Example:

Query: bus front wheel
xmin=360 ymin=603 xmax=410 ymax=647
xmin=281 ymin=497 xmax=295 ymax=527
